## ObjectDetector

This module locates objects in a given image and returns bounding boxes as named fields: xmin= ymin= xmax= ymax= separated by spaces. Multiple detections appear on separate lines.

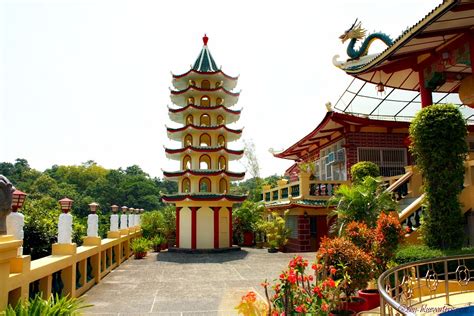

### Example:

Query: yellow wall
xmin=180 ymin=207 xmax=191 ymax=248
xmin=197 ymin=207 xmax=214 ymax=249
xmin=219 ymin=207 xmax=229 ymax=248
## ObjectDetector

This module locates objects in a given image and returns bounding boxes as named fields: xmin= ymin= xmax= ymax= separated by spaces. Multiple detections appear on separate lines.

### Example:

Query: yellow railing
xmin=0 ymin=227 xmax=142 ymax=310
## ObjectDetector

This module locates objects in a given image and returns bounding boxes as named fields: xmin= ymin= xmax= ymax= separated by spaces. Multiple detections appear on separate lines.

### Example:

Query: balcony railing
xmin=378 ymin=254 xmax=474 ymax=315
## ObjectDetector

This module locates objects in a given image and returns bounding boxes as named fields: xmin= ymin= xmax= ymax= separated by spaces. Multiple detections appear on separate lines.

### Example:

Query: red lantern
xmin=376 ymin=82 xmax=385 ymax=94
xmin=11 ymin=190 xmax=27 ymax=212
xmin=88 ymin=202 xmax=99 ymax=213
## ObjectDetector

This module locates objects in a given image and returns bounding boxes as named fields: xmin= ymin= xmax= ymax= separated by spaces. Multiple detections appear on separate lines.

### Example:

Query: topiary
xmin=409 ymin=104 xmax=468 ymax=249
xmin=350 ymin=161 xmax=380 ymax=184
xmin=318 ymin=236 xmax=373 ymax=296
xmin=344 ymin=221 xmax=374 ymax=253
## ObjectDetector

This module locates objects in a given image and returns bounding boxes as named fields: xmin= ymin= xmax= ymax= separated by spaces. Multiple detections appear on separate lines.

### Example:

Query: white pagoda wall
xmin=196 ymin=207 xmax=213 ymax=248
xmin=218 ymin=207 xmax=229 ymax=248
xmin=179 ymin=207 xmax=191 ymax=248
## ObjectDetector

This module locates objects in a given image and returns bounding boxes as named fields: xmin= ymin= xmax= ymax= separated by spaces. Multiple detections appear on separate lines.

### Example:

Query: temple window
xmin=182 ymin=155 xmax=192 ymax=170
xmin=186 ymin=114 xmax=194 ymax=125
xmin=200 ymin=96 xmax=210 ymax=107
xmin=201 ymin=80 xmax=210 ymax=89
xmin=184 ymin=134 xmax=193 ymax=147
xmin=217 ymin=115 xmax=225 ymax=125
xmin=218 ymin=156 xmax=226 ymax=170
xmin=188 ymin=80 xmax=195 ymax=87
xmin=188 ymin=97 xmax=195 ymax=105
xmin=219 ymin=178 xmax=227 ymax=193
xmin=200 ymin=133 xmax=211 ymax=147
xmin=182 ymin=178 xmax=191 ymax=193
xmin=200 ymin=114 xmax=210 ymax=126
xmin=216 ymin=97 xmax=224 ymax=105
xmin=218 ymin=135 xmax=225 ymax=147
xmin=199 ymin=177 xmax=211 ymax=193
xmin=199 ymin=155 xmax=211 ymax=170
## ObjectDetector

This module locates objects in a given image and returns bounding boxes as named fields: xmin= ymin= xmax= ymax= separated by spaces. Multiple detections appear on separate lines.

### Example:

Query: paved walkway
xmin=82 ymin=248 xmax=314 ymax=316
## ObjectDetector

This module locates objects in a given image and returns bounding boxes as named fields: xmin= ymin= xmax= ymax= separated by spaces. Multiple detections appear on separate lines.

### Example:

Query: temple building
xmin=265 ymin=0 xmax=474 ymax=252
xmin=162 ymin=35 xmax=246 ymax=250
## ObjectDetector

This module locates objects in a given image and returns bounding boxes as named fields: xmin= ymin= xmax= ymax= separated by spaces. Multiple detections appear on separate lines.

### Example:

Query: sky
xmin=0 ymin=0 xmax=442 ymax=179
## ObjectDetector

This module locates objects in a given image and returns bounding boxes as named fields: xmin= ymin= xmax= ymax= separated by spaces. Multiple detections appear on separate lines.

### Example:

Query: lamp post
xmin=110 ymin=205 xmax=119 ymax=232
xmin=7 ymin=189 xmax=26 ymax=255
xmin=87 ymin=202 xmax=99 ymax=237
xmin=58 ymin=198 xmax=73 ymax=244
xmin=120 ymin=206 xmax=128 ymax=230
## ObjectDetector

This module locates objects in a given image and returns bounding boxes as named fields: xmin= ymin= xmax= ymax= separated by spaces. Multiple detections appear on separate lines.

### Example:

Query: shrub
xmin=329 ymin=176 xmax=397 ymax=233
xmin=409 ymin=104 xmax=468 ymax=249
xmin=344 ymin=221 xmax=374 ymax=253
xmin=318 ymin=237 xmax=373 ymax=296
xmin=373 ymin=212 xmax=405 ymax=273
xmin=350 ymin=161 xmax=380 ymax=184
xmin=149 ymin=235 xmax=162 ymax=252
xmin=266 ymin=212 xmax=290 ymax=249
xmin=6 ymin=294 xmax=91 ymax=315
xmin=141 ymin=210 xmax=164 ymax=239
xmin=394 ymin=245 xmax=474 ymax=264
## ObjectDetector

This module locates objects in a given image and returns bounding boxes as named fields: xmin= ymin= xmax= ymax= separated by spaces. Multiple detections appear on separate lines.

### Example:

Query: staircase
xmin=384 ymin=160 xmax=474 ymax=245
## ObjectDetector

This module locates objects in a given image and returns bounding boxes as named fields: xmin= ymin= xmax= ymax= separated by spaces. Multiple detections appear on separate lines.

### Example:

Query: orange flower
xmin=321 ymin=303 xmax=329 ymax=312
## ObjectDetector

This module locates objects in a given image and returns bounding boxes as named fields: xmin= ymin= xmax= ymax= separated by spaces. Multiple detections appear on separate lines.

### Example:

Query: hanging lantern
xmin=59 ymin=197 xmax=73 ymax=213
xmin=376 ymin=82 xmax=385 ymax=94
xmin=458 ymin=75 xmax=474 ymax=108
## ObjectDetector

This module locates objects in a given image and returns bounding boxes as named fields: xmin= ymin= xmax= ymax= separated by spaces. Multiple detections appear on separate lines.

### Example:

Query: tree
xmin=409 ymin=104 xmax=467 ymax=249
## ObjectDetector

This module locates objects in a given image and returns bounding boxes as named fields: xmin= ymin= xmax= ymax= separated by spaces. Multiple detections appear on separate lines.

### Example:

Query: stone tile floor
xmin=82 ymin=248 xmax=313 ymax=316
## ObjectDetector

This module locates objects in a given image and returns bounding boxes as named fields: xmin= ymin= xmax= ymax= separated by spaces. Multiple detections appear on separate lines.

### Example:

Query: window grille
xmin=285 ymin=216 xmax=298 ymax=239
xmin=357 ymin=147 xmax=407 ymax=177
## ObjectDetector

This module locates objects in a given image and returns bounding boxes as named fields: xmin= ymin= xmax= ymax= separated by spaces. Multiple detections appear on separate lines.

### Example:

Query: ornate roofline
xmin=165 ymin=146 xmax=244 ymax=155
xmin=274 ymin=111 xmax=410 ymax=160
xmin=172 ymin=69 xmax=239 ymax=80
xmin=163 ymin=169 xmax=245 ymax=178
xmin=162 ymin=193 xmax=247 ymax=203
xmin=340 ymin=0 xmax=458 ymax=74
xmin=170 ymin=86 xmax=240 ymax=96
xmin=167 ymin=124 xmax=242 ymax=135
xmin=168 ymin=104 xmax=242 ymax=115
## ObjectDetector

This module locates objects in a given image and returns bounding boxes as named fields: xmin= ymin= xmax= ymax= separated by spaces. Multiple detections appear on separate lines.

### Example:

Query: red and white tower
xmin=162 ymin=35 xmax=246 ymax=250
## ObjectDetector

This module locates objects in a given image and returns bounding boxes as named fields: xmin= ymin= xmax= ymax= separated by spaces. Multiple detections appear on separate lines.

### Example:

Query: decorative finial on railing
xmin=203 ymin=34 xmax=209 ymax=46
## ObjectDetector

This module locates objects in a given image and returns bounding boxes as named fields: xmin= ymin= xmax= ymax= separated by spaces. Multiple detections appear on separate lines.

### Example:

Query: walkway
xmin=82 ymin=248 xmax=313 ymax=315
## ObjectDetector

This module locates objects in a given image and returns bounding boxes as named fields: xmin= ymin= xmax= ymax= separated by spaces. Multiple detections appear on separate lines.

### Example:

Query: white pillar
xmin=87 ymin=213 xmax=99 ymax=237
xmin=57 ymin=212 xmax=73 ymax=244
xmin=6 ymin=211 xmax=24 ymax=256
xmin=120 ymin=213 xmax=128 ymax=229
xmin=110 ymin=213 xmax=119 ymax=231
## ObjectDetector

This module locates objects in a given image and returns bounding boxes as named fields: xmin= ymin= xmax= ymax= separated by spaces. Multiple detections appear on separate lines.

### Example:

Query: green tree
xmin=409 ymin=104 xmax=467 ymax=249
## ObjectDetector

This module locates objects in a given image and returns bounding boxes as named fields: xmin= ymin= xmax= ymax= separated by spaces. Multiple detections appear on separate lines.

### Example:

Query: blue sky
xmin=0 ymin=0 xmax=441 ymax=178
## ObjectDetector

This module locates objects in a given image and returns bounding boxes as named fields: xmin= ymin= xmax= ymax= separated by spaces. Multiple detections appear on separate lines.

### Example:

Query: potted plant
xmin=266 ymin=212 xmax=290 ymax=253
xmin=150 ymin=235 xmax=162 ymax=252
xmin=160 ymin=236 xmax=168 ymax=251
xmin=233 ymin=201 xmax=264 ymax=247
xmin=254 ymin=221 xmax=269 ymax=249
xmin=131 ymin=237 xmax=150 ymax=259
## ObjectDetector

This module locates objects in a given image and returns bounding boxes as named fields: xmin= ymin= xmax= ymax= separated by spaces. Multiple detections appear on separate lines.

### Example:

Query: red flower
xmin=330 ymin=267 xmax=337 ymax=275
xmin=295 ymin=305 xmax=306 ymax=313
xmin=288 ymin=272 xmax=297 ymax=284
xmin=308 ymin=275 xmax=314 ymax=281
xmin=312 ymin=286 xmax=322 ymax=298
xmin=321 ymin=303 xmax=329 ymax=312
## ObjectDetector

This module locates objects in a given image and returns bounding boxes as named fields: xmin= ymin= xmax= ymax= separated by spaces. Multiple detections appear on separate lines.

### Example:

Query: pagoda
xmin=162 ymin=35 xmax=246 ymax=250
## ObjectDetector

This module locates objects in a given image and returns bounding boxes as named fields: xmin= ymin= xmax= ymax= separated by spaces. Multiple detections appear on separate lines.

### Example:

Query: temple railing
xmin=2 ymin=228 xmax=141 ymax=309
xmin=378 ymin=254 xmax=474 ymax=316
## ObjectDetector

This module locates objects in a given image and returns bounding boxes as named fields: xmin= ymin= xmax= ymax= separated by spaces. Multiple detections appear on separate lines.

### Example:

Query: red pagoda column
xmin=212 ymin=207 xmax=220 ymax=249
xmin=191 ymin=207 xmax=199 ymax=249
xmin=418 ymin=70 xmax=433 ymax=108
xmin=175 ymin=207 xmax=181 ymax=248
xmin=228 ymin=207 xmax=233 ymax=247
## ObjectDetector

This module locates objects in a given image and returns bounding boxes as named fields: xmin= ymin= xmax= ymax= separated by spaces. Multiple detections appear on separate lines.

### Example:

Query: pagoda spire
xmin=192 ymin=34 xmax=218 ymax=72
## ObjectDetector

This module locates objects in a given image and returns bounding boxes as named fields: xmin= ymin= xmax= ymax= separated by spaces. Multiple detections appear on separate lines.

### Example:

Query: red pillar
xmin=470 ymin=39 xmax=474 ymax=79
xmin=191 ymin=207 xmax=199 ymax=249
xmin=212 ymin=207 xmax=220 ymax=249
xmin=175 ymin=207 xmax=182 ymax=248
xmin=228 ymin=207 xmax=233 ymax=247
xmin=418 ymin=70 xmax=432 ymax=108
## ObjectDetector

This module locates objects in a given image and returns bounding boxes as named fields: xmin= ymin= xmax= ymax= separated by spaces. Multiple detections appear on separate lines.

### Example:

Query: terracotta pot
xmin=342 ymin=297 xmax=367 ymax=313
xmin=242 ymin=231 xmax=254 ymax=246
xmin=256 ymin=241 xmax=264 ymax=249
xmin=358 ymin=289 xmax=380 ymax=310
xmin=134 ymin=251 xmax=147 ymax=259
xmin=153 ymin=245 xmax=161 ymax=252
xmin=160 ymin=242 xmax=167 ymax=250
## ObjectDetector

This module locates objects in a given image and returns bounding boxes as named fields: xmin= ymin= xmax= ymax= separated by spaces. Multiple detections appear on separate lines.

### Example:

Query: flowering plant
xmin=235 ymin=291 xmax=268 ymax=316
xmin=236 ymin=256 xmax=349 ymax=315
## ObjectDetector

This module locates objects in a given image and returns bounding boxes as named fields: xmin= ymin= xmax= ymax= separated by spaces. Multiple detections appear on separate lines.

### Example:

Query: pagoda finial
xmin=203 ymin=34 xmax=208 ymax=46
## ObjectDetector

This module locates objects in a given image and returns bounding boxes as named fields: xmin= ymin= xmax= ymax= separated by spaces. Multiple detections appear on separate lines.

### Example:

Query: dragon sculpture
xmin=333 ymin=19 xmax=393 ymax=67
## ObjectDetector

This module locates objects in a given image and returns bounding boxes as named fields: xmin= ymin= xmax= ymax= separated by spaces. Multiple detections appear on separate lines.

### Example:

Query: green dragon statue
xmin=333 ymin=19 xmax=393 ymax=67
